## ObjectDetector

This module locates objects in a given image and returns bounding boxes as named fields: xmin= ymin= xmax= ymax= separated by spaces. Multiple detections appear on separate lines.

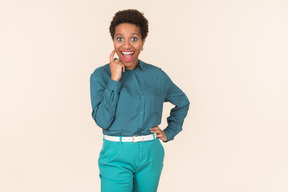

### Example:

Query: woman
xmin=90 ymin=9 xmax=190 ymax=192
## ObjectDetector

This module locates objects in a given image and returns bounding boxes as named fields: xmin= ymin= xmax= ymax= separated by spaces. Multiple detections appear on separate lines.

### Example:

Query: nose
xmin=122 ymin=39 xmax=131 ymax=49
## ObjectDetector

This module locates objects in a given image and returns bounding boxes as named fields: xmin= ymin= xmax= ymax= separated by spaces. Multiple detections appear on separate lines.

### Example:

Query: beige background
xmin=1 ymin=0 xmax=287 ymax=191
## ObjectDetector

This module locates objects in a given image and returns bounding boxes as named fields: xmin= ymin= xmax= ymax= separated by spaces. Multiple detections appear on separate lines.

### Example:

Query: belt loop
xmin=120 ymin=136 xmax=122 ymax=145
xmin=153 ymin=133 xmax=156 ymax=140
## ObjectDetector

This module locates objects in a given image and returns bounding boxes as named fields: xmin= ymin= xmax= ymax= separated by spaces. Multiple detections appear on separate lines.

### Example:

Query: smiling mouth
xmin=121 ymin=51 xmax=135 ymax=62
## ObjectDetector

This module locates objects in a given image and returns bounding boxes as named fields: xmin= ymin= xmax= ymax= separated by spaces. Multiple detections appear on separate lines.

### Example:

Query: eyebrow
xmin=115 ymin=33 xmax=140 ymax=36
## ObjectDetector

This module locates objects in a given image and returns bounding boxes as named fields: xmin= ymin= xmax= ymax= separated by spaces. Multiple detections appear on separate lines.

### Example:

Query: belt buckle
xmin=132 ymin=135 xmax=144 ymax=143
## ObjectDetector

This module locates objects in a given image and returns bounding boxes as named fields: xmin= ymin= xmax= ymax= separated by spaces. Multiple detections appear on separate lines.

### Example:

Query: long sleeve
xmin=90 ymin=71 xmax=122 ymax=129
xmin=89 ymin=60 xmax=189 ymax=138
xmin=162 ymin=71 xmax=190 ymax=142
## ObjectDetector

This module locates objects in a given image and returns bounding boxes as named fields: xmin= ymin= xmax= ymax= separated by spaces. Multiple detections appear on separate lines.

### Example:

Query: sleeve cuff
xmin=107 ymin=78 xmax=122 ymax=92
xmin=163 ymin=128 xmax=174 ymax=143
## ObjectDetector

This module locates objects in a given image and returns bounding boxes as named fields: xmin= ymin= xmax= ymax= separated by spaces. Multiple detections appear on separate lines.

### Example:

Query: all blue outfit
xmin=90 ymin=59 xmax=189 ymax=191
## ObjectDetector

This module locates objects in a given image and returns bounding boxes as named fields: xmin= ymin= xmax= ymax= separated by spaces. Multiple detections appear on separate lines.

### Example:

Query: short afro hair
xmin=109 ymin=9 xmax=149 ymax=40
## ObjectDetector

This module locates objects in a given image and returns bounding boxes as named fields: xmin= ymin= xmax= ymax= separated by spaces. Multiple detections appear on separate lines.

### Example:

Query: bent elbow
xmin=91 ymin=110 xmax=112 ymax=130
xmin=184 ymin=94 xmax=190 ymax=109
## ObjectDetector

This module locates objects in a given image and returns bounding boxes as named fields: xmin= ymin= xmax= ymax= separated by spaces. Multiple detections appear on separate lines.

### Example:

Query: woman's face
xmin=113 ymin=23 xmax=145 ymax=70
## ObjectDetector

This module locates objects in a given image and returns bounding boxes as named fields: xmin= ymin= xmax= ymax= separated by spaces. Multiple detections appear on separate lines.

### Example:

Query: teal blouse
xmin=90 ymin=59 xmax=189 ymax=142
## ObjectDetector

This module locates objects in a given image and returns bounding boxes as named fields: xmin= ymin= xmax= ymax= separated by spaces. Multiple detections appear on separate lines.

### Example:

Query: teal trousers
xmin=98 ymin=137 xmax=165 ymax=192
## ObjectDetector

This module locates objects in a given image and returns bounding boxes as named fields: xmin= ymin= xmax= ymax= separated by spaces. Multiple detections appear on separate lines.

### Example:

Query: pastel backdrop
xmin=0 ymin=0 xmax=287 ymax=191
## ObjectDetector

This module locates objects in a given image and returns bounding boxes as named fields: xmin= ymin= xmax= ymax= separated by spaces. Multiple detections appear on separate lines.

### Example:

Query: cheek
xmin=113 ymin=41 xmax=121 ymax=49
xmin=114 ymin=46 xmax=121 ymax=56
xmin=116 ymin=51 xmax=123 ymax=59
xmin=113 ymin=44 xmax=119 ymax=50
xmin=136 ymin=43 xmax=144 ymax=51
xmin=135 ymin=46 xmax=142 ymax=53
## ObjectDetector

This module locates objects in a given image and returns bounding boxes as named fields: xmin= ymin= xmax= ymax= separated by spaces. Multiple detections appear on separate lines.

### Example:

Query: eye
xmin=131 ymin=37 xmax=138 ymax=42
xmin=116 ymin=37 xmax=123 ymax=42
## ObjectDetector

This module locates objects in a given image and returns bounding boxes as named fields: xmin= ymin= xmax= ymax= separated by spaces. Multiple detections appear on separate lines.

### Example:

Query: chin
xmin=124 ymin=63 xmax=133 ymax=68
xmin=121 ymin=60 xmax=134 ymax=65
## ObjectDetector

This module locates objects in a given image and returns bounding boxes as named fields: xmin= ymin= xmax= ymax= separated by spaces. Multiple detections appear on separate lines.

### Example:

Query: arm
xmin=90 ymin=50 xmax=125 ymax=129
xmin=162 ymin=71 xmax=190 ymax=142
xmin=90 ymin=72 xmax=121 ymax=129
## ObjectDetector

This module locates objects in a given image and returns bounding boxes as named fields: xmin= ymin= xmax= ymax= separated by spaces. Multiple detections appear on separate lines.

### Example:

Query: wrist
xmin=111 ymin=76 xmax=120 ymax=82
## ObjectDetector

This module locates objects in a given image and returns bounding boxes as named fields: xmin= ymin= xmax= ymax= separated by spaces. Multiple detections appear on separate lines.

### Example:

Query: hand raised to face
xmin=109 ymin=50 xmax=125 ymax=82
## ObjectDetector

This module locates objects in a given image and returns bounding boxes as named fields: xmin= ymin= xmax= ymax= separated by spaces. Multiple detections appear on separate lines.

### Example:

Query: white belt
xmin=103 ymin=133 xmax=156 ymax=143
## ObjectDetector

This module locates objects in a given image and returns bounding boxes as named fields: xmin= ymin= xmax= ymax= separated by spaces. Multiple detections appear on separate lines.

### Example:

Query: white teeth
xmin=121 ymin=51 xmax=134 ymax=55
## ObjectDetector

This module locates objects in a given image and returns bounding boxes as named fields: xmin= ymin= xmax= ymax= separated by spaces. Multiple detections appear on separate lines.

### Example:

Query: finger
xmin=155 ymin=133 xmax=163 ymax=138
xmin=150 ymin=128 xmax=158 ymax=131
xmin=122 ymin=64 xmax=125 ymax=72
xmin=110 ymin=50 xmax=116 ymax=63
xmin=150 ymin=125 xmax=160 ymax=129
xmin=154 ymin=125 xmax=160 ymax=130
xmin=151 ymin=129 xmax=162 ymax=134
xmin=113 ymin=58 xmax=121 ymax=63
xmin=150 ymin=127 xmax=161 ymax=131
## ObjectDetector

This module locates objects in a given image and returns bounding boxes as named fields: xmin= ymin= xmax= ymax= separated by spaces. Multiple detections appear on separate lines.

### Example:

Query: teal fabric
xmin=90 ymin=59 xmax=190 ymax=142
xmin=98 ymin=137 xmax=165 ymax=192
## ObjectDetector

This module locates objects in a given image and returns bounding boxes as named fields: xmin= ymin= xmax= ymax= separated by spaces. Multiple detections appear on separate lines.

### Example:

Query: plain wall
xmin=1 ymin=0 xmax=287 ymax=191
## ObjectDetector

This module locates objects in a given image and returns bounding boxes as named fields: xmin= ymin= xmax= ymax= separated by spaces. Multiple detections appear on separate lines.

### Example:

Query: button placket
xmin=131 ymin=71 xmax=145 ymax=129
